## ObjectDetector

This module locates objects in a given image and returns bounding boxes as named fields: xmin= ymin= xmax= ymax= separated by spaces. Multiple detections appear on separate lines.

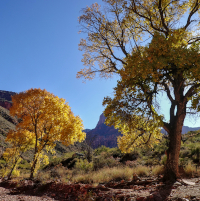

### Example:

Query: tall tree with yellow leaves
xmin=78 ymin=0 xmax=200 ymax=181
xmin=7 ymin=88 xmax=85 ymax=179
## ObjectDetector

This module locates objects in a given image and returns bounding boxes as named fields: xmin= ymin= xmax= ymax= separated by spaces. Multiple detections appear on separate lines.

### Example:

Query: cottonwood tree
xmin=78 ymin=0 xmax=200 ymax=181
xmin=8 ymin=88 xmax=85 ymax=179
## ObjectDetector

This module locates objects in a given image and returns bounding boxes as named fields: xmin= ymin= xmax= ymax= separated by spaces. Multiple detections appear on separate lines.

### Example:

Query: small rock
xmin=174 ymin=181 xmax=182 ymax=186
xmin=182 ymin=179 xmax=195 ymax=185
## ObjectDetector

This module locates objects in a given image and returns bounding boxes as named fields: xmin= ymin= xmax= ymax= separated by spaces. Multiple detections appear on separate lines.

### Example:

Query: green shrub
xmin=93 ymin=156 xmax=119 ymax=170
xmin=75 ymin=159 xmax=93 ymax=173
xmin=94 ymin=146 xmax=111 ymax=156
xmin=180 ymin=149 xmax=190 ymax=158
xmin=161 ymin=155 xmax=167 ymax=165
xmin=179 ymin=157 xmax=189 ymax=166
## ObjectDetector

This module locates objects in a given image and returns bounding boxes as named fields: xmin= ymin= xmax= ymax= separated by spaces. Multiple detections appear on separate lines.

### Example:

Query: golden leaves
xmin=77 ymin=0 xmax=200 ymax=81
xmin=6 ymin=88 xmax=86 ymax=178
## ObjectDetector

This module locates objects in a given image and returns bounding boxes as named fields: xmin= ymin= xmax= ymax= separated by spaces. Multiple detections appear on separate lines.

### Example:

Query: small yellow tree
xmin=2 ymin=129 xmax=35 ymax=179
xmin=7 ymin=88 xmax=85 ymax=179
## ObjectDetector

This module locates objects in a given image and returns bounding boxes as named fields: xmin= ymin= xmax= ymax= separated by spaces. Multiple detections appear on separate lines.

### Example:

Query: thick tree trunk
xmin=163 ymin=126 xmax=182 ymax=181
xmin=163 ymin=103 xmax=186 ymax=182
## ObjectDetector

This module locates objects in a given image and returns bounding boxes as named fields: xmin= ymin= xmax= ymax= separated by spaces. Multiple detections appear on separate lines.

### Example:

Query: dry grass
xmin=72 ymin=165 xmax=151 ymax=184
xmin=133 ymin=165 xmax=150 ymax=177
xmin=151 ymin=165 xmax=165 ymax=176
xmin=72 ymin=166 xmax=133 ymax=184
xmin=184 ymin=162 xmax=196 ymax=177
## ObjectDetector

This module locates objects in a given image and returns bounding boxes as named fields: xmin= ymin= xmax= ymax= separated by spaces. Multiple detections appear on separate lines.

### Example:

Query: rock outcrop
xmin=85 ymin=114 xmax=122 ymax=148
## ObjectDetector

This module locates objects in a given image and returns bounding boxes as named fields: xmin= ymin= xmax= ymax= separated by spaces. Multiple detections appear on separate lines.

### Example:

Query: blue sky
xmin=0 ymin=0 xmax=199 ymax=129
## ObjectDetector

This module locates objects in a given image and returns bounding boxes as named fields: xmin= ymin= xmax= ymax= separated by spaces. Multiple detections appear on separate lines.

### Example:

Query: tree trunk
xmin=29 ymin=157 xmax=37 ymax=180
xmin=163 ymin=103 xmax=186 ymax=182
xmin=7 ymin=158 xmax=19 ymax=180
xmin=163 ymin=128 xmax=182 ymax=181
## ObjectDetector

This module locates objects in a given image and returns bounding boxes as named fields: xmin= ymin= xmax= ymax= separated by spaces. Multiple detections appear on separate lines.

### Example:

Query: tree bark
xmin=29 ymin=157 xmax=37 ymax=180
xmin=7 ymin=158 xmax=19 ymax=180
xmin=163 ymin=102 xmax=186 ymax=182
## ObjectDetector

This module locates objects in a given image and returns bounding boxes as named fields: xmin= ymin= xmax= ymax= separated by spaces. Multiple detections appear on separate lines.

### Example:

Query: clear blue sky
xmin=0 ymin=1 xmax=199 ymax=129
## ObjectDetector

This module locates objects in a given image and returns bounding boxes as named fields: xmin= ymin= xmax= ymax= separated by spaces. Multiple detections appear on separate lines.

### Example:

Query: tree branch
xmin=158 ymin=0 xmax=169 ymax=35
xmin=184 ymin=0 xmax=199 ymax=30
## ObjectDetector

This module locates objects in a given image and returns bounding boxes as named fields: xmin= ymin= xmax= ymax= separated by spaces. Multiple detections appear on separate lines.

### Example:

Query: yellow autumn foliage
xmin=6 ymin=88 xmax=85 ymax=179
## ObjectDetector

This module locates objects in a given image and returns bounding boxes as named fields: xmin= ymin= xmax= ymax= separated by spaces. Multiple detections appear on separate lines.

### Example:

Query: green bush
xmin=93 ymin=155 xmax=120 ymax=170
xmin=75 ymin=159 xmax=93 ymax=173
xmin=94 ymin=146 xmax=111 ymax=156
xmin=180 ymin=149 xmax=190 ymax=158
xmin=161 ymin=154 xmax=167 ymax=165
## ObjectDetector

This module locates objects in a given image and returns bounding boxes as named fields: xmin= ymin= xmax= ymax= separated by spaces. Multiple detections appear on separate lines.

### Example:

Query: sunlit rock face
xmin=95 ymin=113 xmax=106 ymax=128
xmin=85 ymin=113 xmax=122 ymax=148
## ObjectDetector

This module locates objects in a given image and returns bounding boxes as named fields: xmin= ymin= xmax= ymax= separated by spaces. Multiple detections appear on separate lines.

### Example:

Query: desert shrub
xmin=152 ymin=165 xmax=165 ymax=175
xmin=125 ymin=160 xmax=139 ymax=168
xmin=184 ymin=161 xmax=196 ymax=177
xmin=72 ymin=166 xmax=133 ymax=184
xmin=75 ymin=159 xmax=93 ymax=173
xmin=133 ymin=165 xmax=150 ymax=177
xmin=161 ymin=154 xmax=167 ymax=165
xmin=139 ymin=156 xmax=160 ymax=166
xmin=179 ymin=157 xmax=190 ymax=166
xmin=110 ymin=147 xmax=123 ymax=158
xmin=93 ymin=155 xmax=119 ymax=170
xmin=153 ymin=138 xmax=168 ymax=154
xmin=36 ymin=171 xmax=51 ymax=183
xmin=72 ymin=173 xmax=92 ymax=184
xmin=136 ymin=158 xmax=146 ymax=166
xmin=180 ymin=149 xmax=190 ymax=158
xmin=94 ymin=146 xmax=111 ymax=156
xmin=50 ymin=164 xmax=66 ymax=179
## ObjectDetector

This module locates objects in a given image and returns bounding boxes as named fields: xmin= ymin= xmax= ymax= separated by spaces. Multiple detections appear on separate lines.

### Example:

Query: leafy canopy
xmin=77 ymin=0 xmax=200 ymax=80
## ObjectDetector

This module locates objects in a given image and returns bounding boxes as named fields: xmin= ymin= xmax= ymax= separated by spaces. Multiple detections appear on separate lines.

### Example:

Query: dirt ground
xmin=0 ymin=177 xmax=200 ymax=201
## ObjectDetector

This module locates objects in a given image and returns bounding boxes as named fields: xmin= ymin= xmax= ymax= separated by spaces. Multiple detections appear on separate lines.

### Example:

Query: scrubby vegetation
xmin=1 ymin=131 xmax=200 ymax=184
